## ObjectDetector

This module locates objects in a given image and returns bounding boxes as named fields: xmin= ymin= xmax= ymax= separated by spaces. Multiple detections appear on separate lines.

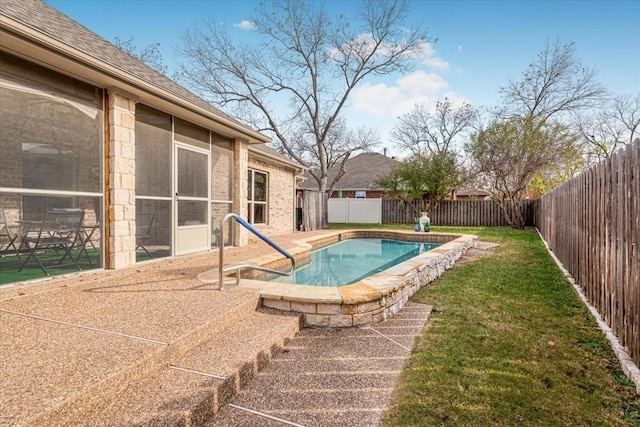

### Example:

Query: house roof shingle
xmin=300 ymin=152 xmax=398 ymax=191
xmin=0 ymin=0 xmax=268 ymax=143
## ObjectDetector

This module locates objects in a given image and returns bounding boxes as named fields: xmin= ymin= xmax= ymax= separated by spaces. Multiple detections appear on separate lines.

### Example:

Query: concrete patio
xmin=0 ymin=230 xmax=436 ymax=426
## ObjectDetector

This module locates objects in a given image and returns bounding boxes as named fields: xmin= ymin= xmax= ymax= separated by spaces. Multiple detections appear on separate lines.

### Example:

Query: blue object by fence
xmin=234 ymin=216 xmax=293 ymax=260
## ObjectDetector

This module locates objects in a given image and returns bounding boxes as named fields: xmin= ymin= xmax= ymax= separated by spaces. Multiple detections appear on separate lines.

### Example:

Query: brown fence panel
xmin=382 ymin=199 xmax=534 ymax=226
xmin=302 ymin=190 xmax=327 ymax=231
xmin=535 ymin=139 xmax=639 ymax=368
xmin=381 ymin=200 xmax=415 ymax=224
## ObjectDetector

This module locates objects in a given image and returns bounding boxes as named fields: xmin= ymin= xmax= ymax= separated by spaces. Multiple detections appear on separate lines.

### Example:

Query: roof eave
xmin=248 ymin=146 xmax=308 ymax=175
xmin=0 ymin=15 xmax=270 ymax=144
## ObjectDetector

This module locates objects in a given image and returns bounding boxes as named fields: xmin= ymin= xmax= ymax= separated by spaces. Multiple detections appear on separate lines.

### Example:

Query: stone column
xmin=107 ymin=92 xmax=136 ymax=269
xmin=234 ymin=140 xmax=249 ymax=247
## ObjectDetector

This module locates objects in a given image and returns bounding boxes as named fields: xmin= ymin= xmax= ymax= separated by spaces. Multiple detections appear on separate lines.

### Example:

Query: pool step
xmin=197 ymin=264 xmax=250 ymax=287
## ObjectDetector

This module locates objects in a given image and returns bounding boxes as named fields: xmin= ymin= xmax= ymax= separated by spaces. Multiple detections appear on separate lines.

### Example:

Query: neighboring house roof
xmin=299 ymin=152 xmax=398 ymax=191
xmin=0 ymin=0 xmax=269 ymax=143
xmin=453 ymin=186 xmax=492 ymax=198
xmin=249 ymin=144 xmax=307 ymax=174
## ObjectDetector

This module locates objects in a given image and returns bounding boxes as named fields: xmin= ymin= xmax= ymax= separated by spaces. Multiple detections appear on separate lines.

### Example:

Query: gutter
xmin=248 ymin=146 xmax=308 ymax=176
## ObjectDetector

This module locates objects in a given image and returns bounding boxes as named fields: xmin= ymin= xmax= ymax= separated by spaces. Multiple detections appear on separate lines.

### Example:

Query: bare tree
xmin=467 ymin=116 xmax=578 ymax=229
xmin=574 ymin=93 xmax=640 ymax=165
xmin=276 ymin=116 xmax=380 ymax=191
xmin=114 ymin=37 xmax=168 ymax=75
xmin=499 ymin=39 xmax=607 ymax=121
xmin=387 ymin=98 xmax=472 ymax=215
xmin=177 ymin=0 xmax=429 ymax=199
xmin=468 ymin=40 xmax=606 ymax=229
xmin=391 ymin=98 xmax=475 ymax=157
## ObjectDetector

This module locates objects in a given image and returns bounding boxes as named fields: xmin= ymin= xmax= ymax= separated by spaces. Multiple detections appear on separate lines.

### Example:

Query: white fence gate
xmin=328 ymin=198 xmax=382 ymax=224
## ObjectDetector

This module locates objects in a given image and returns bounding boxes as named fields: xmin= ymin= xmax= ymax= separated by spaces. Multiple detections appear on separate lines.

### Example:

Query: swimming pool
xmin=237 ymin=229 xmax=477 ymax=328
xmin=269 ymin=238 xmax=441 ymax=286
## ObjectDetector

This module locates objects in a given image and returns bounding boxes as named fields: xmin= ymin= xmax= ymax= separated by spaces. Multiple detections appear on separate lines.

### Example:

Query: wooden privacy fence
xmin=382 ymin=199 xmax=535 ymax=226
xmin=301 ymin=190 xmax=327 ymax=231
xmin=314 ymin=143 xmax=638 ymax=368
xmin=535 ymin=140 xmax=639 ymax=368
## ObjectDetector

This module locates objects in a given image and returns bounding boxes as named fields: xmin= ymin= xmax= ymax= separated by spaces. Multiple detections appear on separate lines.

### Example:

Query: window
xmin=0 ymin=53 xmax=104 ymax=271
xmin=355 ymin=191 xmax=366 ymax=198
xmin=134 ymin=104 xmax=172 ymax=260
xmin=248 ymin=169 xmax=267 ymax=224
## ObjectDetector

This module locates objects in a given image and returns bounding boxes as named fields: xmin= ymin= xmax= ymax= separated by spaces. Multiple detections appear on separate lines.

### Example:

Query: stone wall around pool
xmin=239 ymin=229 xmax=477 ymax=328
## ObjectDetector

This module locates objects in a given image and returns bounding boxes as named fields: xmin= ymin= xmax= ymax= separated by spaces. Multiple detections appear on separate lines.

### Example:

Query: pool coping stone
xmin=237 ymin=229 xmax=477 ymax=327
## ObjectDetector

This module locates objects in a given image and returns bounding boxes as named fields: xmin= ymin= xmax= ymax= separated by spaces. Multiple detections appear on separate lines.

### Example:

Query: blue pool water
xmin=269 ymin=238 xmax=440 ymax=287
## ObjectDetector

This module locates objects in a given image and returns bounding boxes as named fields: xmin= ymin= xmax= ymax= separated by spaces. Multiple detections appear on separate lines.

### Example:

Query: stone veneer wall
xmin=105 ymin=93 xmax=292 ymax=268
xmin=107 ymin=95 xmax=257 ymax=267
xmin=235 ymin=141 xmax=249 ymax=247
xmin=107 ymin=93 xmax=136 ymax=269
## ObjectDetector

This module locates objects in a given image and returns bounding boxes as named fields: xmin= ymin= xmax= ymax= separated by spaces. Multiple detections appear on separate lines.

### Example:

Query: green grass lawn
xmin=331 ymin=224 xmax=639 ymax=426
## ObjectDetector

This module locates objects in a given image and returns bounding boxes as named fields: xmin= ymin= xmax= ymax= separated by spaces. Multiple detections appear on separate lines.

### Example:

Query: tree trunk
xmin=496 ymin=199 xmax=526 ymax=229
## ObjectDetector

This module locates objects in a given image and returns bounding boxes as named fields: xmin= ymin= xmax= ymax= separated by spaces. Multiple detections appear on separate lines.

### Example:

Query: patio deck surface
xmin=0 ymin=230 xmax=433 ymax=426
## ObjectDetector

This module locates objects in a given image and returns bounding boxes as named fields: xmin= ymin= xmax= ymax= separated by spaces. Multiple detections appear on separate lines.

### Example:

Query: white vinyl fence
xmin=328 ymin=198 xmax=382 ymax=224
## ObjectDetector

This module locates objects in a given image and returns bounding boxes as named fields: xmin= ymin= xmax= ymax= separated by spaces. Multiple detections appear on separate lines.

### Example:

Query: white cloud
xmin=234 ymin=20 xmax=255 ymax=30
xmin=415 ymin=39 xmax=449 ymax=71
xmin=352 ymin=70 xmax=454 ymax=119
xmin=351 ymin=83 xmax=402 ymax=117
xmin=397 ymin=70 xmax=448 ymax=95
xmin=423 ymin=56 xmax=450 ymax=70
xmin=327 ymin=33 xmax=449 ymax=72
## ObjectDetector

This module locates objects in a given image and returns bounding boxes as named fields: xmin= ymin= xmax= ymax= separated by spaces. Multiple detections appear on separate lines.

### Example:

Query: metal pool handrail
xmin=211 ymin=213 xmax=295 ymax=290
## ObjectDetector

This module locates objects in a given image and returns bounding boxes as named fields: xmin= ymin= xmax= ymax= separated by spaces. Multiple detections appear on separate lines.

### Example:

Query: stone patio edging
xmin=239 ymin=229 xmax=477 ymax=328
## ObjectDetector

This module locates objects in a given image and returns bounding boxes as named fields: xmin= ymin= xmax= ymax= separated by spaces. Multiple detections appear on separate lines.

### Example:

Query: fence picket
xmin=535 ymin=140 xmax=638 ymax=368
xmin=381 ymin=199 xmax=535 ymax=226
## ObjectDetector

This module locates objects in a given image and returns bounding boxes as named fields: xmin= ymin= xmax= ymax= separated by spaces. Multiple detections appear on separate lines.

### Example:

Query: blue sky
xmin=46 ymin=0 xmax=639 ymax=154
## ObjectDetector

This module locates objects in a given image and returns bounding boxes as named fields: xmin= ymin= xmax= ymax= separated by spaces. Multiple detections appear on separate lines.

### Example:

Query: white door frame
xmin=173 ymin=142 xmax=211 ymax=255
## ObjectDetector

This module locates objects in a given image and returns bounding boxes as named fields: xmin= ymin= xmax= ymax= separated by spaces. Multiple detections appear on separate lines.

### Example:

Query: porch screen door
xmin=175 ymin=144 xmax=210 ymax=255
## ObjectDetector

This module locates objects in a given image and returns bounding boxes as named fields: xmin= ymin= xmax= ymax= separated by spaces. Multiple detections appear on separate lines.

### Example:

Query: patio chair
xmin=136 ymin=213 xmax=155 ymax=259
xmin=18 ymin=209 xmax=85 ymax=275
xmin=53 ymin=208 xmax=99 ymax=265
xmin=0 ymin=207 xmax=20 ymax=258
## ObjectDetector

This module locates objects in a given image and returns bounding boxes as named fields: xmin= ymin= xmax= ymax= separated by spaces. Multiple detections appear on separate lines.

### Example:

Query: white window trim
xmin=248 ymin=169 xmax=268 ymax=225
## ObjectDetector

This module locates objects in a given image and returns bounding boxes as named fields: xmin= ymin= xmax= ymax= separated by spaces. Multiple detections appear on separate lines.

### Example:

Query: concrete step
xmin=62 ymin=308 xmax=302 ymax=426
xmin=14 ymin=286 xmax=301 ymax=427
xmin=203 ymin=302 xmax=432 ymax=427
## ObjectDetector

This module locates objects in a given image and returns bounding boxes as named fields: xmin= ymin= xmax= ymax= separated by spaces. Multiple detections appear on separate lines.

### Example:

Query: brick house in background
xmin=449 ymin=186 xmax=491 ymax=200
xmin=297 ymin=151 xmax=491 ymax=203
xmin=299 ymin=152 xmax=399 ymax=198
